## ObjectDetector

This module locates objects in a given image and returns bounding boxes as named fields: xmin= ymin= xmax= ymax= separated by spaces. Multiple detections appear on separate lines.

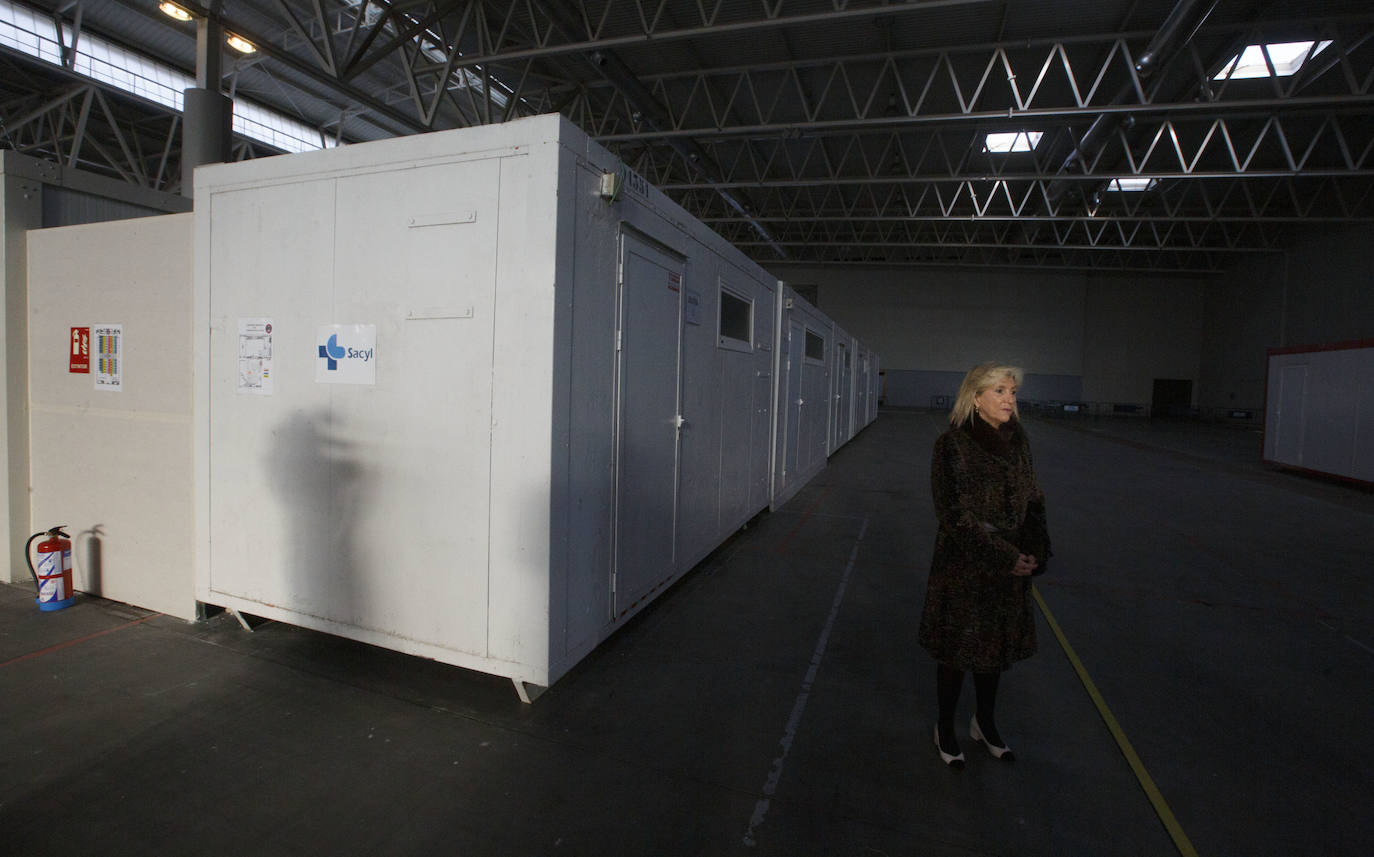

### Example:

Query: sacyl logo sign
xmin=317 ymin=334 xmax=373 ymax=370
xmin=316 ymin=324 xmax=377 ymax=385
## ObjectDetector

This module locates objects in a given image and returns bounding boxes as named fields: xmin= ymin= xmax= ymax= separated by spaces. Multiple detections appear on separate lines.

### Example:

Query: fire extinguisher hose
xmin=24 ymin=531 xmax=45 ymax=593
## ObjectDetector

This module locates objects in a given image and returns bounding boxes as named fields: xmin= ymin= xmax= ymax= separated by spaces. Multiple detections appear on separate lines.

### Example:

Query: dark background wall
xmin=772 ymin=222 xmax=1372 ymax=412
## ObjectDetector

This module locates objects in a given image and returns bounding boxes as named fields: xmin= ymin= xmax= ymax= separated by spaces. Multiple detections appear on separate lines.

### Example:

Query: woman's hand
xmin=1012 ymin=554 xmax=1038 ymax=576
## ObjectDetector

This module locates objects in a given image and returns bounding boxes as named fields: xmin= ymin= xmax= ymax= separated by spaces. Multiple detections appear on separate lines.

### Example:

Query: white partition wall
xmin=1264 ymin=341 xmax=1374 ymax=485
xmin=2 ymin=150 xmax=188 ymax=584
xmin=27 ymin=214 xmax=197 ymax=619
xmin=193 ymin=114 xmax=791 ymax=695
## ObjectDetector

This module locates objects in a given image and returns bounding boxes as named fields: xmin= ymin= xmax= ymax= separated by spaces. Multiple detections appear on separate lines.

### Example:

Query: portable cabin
xmin=1263 ymin=340 xmax=1374 ymax=486
xmin=193 ymin=114 xmax=785 ymax=698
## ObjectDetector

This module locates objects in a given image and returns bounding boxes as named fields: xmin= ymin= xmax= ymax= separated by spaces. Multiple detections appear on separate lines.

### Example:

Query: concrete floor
xmin=2 ymin=410 xmax=1371 ymax=856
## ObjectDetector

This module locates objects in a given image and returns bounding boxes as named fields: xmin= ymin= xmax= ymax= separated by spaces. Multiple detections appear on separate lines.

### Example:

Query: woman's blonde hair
xmin=949 ymin=362 xmax=1024 ymax=426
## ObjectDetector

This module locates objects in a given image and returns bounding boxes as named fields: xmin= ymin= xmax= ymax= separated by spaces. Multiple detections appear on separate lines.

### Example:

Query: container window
xmin=804 ymin=328 xmax=825 ymax=362
xmin=719 ymin=288 xmax=753 ymax=350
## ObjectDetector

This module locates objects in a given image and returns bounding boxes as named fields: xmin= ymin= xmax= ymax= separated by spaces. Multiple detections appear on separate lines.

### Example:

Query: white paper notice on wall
xmin=315 ymin=324 xmax=377 ymax=385
xmin=238 ymin=318 xmax=274 ymax=395
xmin=685 ymin=290 xmax=702 ymax=326
xmin=94 ymin=324 xmax=122 ymax=392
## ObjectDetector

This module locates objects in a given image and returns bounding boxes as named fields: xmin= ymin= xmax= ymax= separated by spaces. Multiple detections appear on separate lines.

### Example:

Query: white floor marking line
xmin=743 ymin=517 xmax=868 ymax=848
xmin=1345 ymin=634 xmax=1374 ymax=656
xmin=1317 ymin=619 xmax=1374 ymax=657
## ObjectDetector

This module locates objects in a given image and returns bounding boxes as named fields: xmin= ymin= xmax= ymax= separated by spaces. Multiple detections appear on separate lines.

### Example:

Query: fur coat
xmin=918 ymin=415 xmax=1050 ymax=672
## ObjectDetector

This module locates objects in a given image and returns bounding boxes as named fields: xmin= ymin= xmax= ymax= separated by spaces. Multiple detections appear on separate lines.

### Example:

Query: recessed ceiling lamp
xmin=225 ymin=33 xmax=257 ymax=54
xmin=158 ymin=2 xmax=193 ymax=21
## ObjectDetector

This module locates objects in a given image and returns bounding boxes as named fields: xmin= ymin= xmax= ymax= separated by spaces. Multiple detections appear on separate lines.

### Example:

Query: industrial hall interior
xmin=1 ymin=1 xmax=1371 ymax=855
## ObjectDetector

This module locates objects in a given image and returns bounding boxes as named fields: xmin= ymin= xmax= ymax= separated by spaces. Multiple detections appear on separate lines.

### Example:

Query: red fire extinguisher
xmin=26 ymin=526 xmax=75 ymax=612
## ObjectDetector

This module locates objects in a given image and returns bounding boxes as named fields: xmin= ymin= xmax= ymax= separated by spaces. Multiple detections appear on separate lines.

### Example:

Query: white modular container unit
xmin=1263 ymin=340 xmax=1374 ymax=486
xmin=194 ymin=114 xmax=781 ymax=696
xmin=770 ymin=286 xmax=835 ymax=510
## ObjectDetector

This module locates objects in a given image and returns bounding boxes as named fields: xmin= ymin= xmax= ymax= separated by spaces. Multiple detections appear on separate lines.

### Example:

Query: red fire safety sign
xmin=70 ymin=327 xmax=90 ymax=373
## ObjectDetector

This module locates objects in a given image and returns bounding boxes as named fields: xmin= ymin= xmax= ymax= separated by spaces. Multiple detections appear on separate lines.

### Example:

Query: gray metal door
xmin=751 ymin=368 xmax=772 ymax=510
xmin=1274 ymin=364 xmax=1308 ymax=465
xmin=834 ymin=341 xmax=850 ymax=445
xmin=783 ymin=319 xmax=804 ymax=489
xmin=613 ymin=231 xmax=685 ymax=616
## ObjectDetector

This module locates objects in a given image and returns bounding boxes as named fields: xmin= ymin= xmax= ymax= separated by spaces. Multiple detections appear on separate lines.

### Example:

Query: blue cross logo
xmin=318 ymin=333 xmax=346 ymax=370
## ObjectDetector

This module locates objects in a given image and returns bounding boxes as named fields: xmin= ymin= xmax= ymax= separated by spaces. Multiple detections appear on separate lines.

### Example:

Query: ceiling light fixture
xmin=225 ymin=33 xmax=257 ymax=54
xmin=158 ymin=2 xmax=193 ymax=22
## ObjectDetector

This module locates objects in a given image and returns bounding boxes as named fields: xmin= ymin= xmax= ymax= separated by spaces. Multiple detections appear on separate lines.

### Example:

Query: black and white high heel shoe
xmin=934 ymin=724 xmax=964 ymax=768
xmin=970 ymin=715 xmax=1015 ymax=761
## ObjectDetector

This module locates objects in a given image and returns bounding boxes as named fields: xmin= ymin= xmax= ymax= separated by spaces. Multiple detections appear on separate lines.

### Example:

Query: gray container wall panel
xmin=870 ymin=353 xmax=879 ymax=423
xmin=827 ymin=325 xmax=852 ymax=455
xmin=748 ymin=280 xmax=778 ymax=515
xmin=485 ymin=148 xmax=565 ymax=672
xmin=772 ymin=291 xmax=833 ymax=509
xmin=870 ymin=354 xmax=881 ymax=420
xmin=41 ymin=185 xmax=164 ymax=228
xmin=800 ymin=315 xmax=832 ymax=473
xmin=1265 ymin=346 xmax=1374 ymax=482
xmin=853 ymin=347 xmax=868 ymax=436
xmin=557 ymin=161 xmax=619 ymax=668
xmin=558 ymin=129 xmax=787 ymax=677
xmin=594 ymin=190 xmax=776 ymax=621
xmin=699 ymin=271 xmax=775 ymax=545
xmin=770 ymin=287 xmax=803 ymax=509
xmin=1299 ymin=351 xmax=1359 ymax=478
xmin=203 ymin=178 xmax=345 ymax=620
xmin=678 ymin=258 xmax=739 ymax=571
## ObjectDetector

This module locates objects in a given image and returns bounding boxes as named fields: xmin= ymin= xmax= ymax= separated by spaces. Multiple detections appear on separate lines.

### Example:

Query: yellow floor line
xmin=1033 ymin=585 xmax=1200 ymax=857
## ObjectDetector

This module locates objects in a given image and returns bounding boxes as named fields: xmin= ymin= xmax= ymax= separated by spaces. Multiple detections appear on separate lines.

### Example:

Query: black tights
xmin=936 ymin=664 xmax=1004 ymax=747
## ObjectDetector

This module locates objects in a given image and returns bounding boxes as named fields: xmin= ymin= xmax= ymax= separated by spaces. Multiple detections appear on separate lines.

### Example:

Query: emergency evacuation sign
xmin=69 ymin=327 xmax=90 ymax=373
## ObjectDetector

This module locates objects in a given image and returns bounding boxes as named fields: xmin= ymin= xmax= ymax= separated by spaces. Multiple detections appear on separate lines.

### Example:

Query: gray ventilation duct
xmin=1046 ymin=0 xmax=1219 ymax=205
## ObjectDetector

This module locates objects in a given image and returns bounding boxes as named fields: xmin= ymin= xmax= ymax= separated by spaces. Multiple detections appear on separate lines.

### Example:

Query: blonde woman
xmin=919 ymin=363 xmax=1051 ymax=768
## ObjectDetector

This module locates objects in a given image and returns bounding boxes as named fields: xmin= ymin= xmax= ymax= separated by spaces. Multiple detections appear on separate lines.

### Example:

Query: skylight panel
xmin=1213 ymin=40 xmax=1332 ymax=80
xmin=984 ymin=131 xmax=1043 ymax=153
xmin=1106 ymin=178 xmax=1157 ymax=192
